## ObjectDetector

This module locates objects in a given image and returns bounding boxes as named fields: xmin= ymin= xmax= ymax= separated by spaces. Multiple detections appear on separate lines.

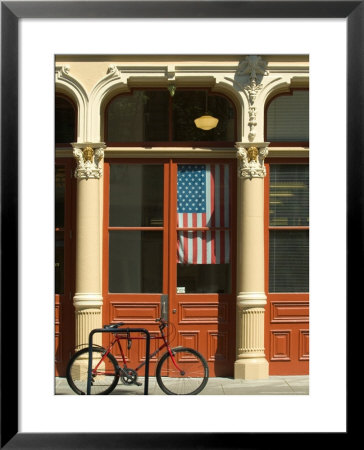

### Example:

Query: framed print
xmin=1 ymin=1 xmax=358 ymax=447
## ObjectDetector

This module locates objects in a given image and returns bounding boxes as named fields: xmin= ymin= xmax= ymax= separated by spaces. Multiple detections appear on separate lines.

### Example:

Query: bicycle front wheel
xmin=66 ymin=347 xmax=119 ymax=395
xmin=156 ymin=347 xmax=209 ymax=395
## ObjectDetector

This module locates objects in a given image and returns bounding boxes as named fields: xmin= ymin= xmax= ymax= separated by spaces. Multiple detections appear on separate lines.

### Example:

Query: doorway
xmin=102 ymin=158 xmax=236 ymax=377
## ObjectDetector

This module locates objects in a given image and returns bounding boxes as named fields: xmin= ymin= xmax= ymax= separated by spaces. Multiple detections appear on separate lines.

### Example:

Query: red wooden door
xmin=55 ymin=160 xmax=76 ymax=376
xmin=103 ymin=159 xmax=236 ymax=377
xmin=168 ymin=160 xmax=236 ymax=377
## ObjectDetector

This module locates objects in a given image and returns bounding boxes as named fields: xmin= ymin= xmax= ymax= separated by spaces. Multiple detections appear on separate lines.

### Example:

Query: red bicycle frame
xmin=92 ymin=320 xmax=184 ymax=376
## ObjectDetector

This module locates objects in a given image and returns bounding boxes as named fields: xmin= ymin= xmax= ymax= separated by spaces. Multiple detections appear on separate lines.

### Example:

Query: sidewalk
xmin=56 ymin=375 xmax=309 ymax=395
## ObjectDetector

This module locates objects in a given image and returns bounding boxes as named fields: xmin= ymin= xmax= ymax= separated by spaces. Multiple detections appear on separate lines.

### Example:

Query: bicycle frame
xmin=86 ymin=326 xmax=151 ymax=396
xmin=92 ymin=321 xmax=184 ymax=376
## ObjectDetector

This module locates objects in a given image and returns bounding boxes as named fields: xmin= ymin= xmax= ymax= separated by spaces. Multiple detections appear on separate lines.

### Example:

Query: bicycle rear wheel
xmin=66 ymin=347 xmax=119 ymax=395
xmin=156 ymin=347 xmax=209 ymax=395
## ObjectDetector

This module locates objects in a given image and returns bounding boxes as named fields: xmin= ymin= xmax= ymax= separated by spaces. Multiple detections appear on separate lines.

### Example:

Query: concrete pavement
xmin=56 ymin=375 xmax=309 ymax=395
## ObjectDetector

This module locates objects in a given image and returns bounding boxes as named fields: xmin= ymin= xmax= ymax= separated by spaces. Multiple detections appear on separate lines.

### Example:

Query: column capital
xmin=72 ymin=142 xmax=106 ymax=180
xmin=235 ymin=142 xmax=269 ymax=179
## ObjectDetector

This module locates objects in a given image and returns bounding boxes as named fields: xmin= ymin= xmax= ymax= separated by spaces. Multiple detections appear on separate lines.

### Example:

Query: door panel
xmin=103 ymin=159 xmax=236 ymax=377
xmin=170 ymin=293 xmax=235 ymax=376
xmin=265 ymin=293 xmax=309 ymax=375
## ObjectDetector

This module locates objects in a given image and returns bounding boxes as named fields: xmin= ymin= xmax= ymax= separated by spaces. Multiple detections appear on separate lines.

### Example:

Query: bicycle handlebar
xmin=103 ymin=322 xmax=125 ymax=329
xmin=103 ymin=319 xmax=167 ymax=329
xmin=155 ymin=317 xmax=168 ymax=324
xmin=155 ymin=318 xmax=168 ymax=330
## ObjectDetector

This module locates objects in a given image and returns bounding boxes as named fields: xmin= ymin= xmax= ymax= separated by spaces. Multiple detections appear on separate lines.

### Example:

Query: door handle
xmin=160 ymin=294 xmax=168 ymax=320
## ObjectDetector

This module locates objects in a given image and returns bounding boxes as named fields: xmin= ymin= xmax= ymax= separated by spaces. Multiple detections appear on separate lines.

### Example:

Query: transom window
xmin=105 ymin=88 xmax=236 ymax=146
xmin=55 ymin=94 xmax=76 ymax=145
xmin=266 ymin=89 xmax=309 ymax=145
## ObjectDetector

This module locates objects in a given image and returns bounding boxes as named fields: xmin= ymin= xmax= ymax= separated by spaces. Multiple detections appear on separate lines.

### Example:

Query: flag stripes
xmin=177 ymin=164 xmax=230 ymax=264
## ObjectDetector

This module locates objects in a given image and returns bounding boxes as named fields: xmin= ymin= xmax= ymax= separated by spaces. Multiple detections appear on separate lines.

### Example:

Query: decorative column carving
xmin=239 ymin=55 xmax=269 ymax=143
xmin=234 ymin=141 xmax=269 ymax=379
xmin=236 ymin=142 xmax=269 ymax=179
xmin=72 ymin=142 xmax=106 ymax=351
xmin=73 ymin=143 xmax=105 ymax=180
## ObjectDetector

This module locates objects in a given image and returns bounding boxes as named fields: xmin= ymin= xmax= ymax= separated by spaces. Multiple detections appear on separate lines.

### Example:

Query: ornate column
xmin=232 ymin=55 xmax=270 ymax=379
xmin=72 ymin=142 xmax=106 ymax=351
xmin=234 ymin=142 xmax=270 ymax=379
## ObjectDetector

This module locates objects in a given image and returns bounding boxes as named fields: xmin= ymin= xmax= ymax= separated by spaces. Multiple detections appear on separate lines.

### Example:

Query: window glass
xmin=109 ymin=231 xmax=163 ymax=293
xmin=267 ymin=90 xmax=309 ymax=142
xmin=177 ymin=263 xmax=230 ymax=294
xmin=55 ymin=231 xmax=64 ymax=294
xmin=55 ymin=96 xmax=76 ymax=144
xmin=55 ymin=166 xmax=65 ymax=228
xmin=269 ymin=165 xmax=309 ymax=226
xmin=55 ymin=166 xmax=65 ymax=295
xmin=269 ymin=230 xmax=309 ymax=293
xmin=172 ymin=91 xmax=235 ymax=142
xmin=107 ymin=90 xmax=169 ymax=142
xmin=109 ymin=164 xmax=164 ymax=227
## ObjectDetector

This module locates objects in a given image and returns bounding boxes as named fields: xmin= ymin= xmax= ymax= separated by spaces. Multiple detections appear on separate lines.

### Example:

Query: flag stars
xmin=177 ymin=165 xmax=207 ymax=213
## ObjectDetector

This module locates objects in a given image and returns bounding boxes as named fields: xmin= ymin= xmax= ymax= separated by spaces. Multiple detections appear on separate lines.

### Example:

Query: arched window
xmin=105 ymin=88 xmax=236 ymax=146
xmin=55 ymin=94 xmax=77 ymax=145
xmin=265 ymin=89 xmax=309 ymax=146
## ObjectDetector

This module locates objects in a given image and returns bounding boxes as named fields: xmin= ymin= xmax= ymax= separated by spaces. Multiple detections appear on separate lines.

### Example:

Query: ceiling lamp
xmin=194 ymin=91 xmax=219 ymax=130
xmin=194 ymin=114 xmax=219 ymax=130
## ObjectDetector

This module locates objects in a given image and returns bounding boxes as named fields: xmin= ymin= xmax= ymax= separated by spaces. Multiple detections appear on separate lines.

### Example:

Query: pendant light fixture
xmin=194 ymin=90 xmax=219 ymax=130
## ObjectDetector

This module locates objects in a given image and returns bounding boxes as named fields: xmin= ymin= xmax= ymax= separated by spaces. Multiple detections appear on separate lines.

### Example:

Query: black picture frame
xmin=1 ymin=1 xmax=357 ymax=448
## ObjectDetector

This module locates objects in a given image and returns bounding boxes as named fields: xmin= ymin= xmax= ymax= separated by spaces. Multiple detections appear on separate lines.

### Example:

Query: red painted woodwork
xmin=102 ymin=158 xmax=236 ymax=377
xmin=264 ymin=161 xmax=309 ymax=376
xmin=55 ymin=159 xmax=76 ymax=376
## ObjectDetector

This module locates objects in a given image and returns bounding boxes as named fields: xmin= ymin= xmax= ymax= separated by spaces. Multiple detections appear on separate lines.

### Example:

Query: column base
xmin=234 ymin=358 xmax=269 ymax=380
xmin=73 ymin=297 xmax=103 ymax=349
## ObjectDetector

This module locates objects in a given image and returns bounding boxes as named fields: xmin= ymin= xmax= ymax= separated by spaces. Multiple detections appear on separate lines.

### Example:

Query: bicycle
xmin=66 ymin=318 xmax=209 ymax=395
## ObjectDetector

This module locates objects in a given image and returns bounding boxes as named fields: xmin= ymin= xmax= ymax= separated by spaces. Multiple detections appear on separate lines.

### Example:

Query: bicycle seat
xmin=103 ymin=322 xmax=125 ymax=329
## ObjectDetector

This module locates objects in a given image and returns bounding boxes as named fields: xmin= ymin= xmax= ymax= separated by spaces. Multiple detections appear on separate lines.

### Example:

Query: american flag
xmin=177 ymin=164 xmax=230 ymax=264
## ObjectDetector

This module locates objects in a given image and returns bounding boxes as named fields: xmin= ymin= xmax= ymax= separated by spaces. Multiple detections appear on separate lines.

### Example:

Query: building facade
xmin=55 ymin=55 xmax=309 ymax=380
